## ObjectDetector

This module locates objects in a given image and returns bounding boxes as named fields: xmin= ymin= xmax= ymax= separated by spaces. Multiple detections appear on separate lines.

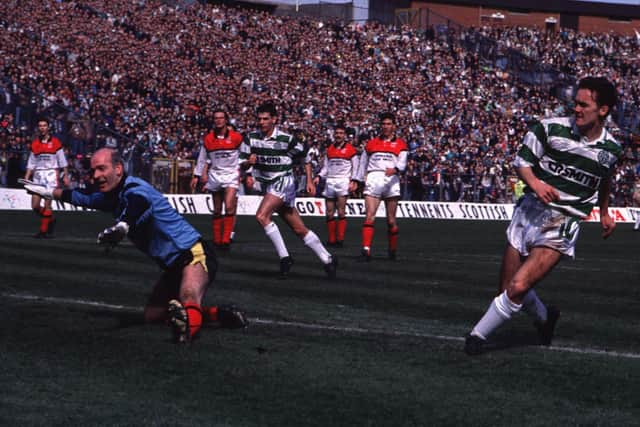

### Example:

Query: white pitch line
xmin=4 ymin=292 xmax=640 ymax=360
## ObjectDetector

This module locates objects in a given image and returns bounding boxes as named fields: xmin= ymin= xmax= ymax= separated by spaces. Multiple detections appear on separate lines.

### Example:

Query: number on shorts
xmin=558 ymin=217 xmax=578 ymax=240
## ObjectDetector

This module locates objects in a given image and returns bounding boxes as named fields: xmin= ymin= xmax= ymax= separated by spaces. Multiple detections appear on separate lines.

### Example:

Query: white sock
xmin=302 ymin=230 xmax=331 ymax=264
xmin=264 ymin=222 xmax=289 ymax=258
xmin=470 ymin=290 xmax=522 ymax=340
xmin=521 ymin=289 xmax=548 ymax=323
xmin=635 ymin=210 xmax=640 ymax=230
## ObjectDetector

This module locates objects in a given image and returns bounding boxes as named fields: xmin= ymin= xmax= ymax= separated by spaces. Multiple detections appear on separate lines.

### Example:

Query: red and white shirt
xmin=356 ymin=136 xmax=408 ymax=181
xmin=26 ymin=136 xmax=68 ymax=171
xmin=194 ymin=129 xmax=243 ymax=177
xmin=318 ymin=142 xmax=359 ymax=180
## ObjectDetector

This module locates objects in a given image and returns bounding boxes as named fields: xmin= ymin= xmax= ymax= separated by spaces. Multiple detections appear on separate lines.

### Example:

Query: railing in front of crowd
xmin=150 ymin=158 xmax=195 ymax=194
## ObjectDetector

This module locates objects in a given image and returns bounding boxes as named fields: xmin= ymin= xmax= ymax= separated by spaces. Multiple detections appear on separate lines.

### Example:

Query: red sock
xmin=362 ymin=221 xmax=374 ymax=249
xmin=326 ymin=217 xmax=336 ymax=244
xmin=183 ymin=302 xmax=203 ymax=338
xmin=222 ymin=214 xmax=235 ymax=244
xmin=337 ymin=217 xmax=347 ymax=242
xmin=40 ymin=209 xmax=52 ymax=233
xmin=212 ymin=216 xmax=223 ymax=245
xmin=202 ymin=305 xmax=218 ymax=323
xmin=388 ymin=224 xmax=399 ymax=252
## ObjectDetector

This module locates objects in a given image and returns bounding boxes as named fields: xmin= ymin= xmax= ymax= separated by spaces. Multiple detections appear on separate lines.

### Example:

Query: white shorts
xmin=255 ymin=174 xmax=297 ymax=207
xmin=364 ymin=171 xmax=401 ymax=199
xmin=205 ymin=171 xmax=239 ymax=192
xmin=33 ymin=169 xmax=58 ymax=191
xmin=507 ymin=193 xmax=581 ymax=258
xmin=323 ymin=177 xmax=350 ymax=199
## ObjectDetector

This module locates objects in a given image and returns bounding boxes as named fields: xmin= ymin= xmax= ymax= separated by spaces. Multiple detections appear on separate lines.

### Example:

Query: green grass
xmin=1 ymin=211 xmax=639 ymax=426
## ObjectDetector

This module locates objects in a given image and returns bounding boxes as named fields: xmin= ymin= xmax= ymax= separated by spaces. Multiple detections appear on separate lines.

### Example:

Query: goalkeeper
xmin=23 ymin=147 xmax=246 ymax=343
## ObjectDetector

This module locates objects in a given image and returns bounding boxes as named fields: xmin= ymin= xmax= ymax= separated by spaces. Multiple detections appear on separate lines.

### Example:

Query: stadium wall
xmin=409 ymin=1 xmax=640 ymax=35
xmin=1 ymin=189 xmax=636 ymax=222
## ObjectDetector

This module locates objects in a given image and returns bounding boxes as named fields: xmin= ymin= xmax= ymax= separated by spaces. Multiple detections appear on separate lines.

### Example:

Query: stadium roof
xmin=247 ymin=0 xmax=352 ymax=4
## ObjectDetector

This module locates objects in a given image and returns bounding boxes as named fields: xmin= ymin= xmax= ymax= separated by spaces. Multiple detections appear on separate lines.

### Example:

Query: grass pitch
xmin=1 ymin=210 xmax=639 ymax=426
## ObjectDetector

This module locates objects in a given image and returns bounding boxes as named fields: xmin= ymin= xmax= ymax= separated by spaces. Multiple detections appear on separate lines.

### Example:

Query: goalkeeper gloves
xmin=97 ymin=221 xmax=130 ymax=246
xmin=19 ymin=179 xmax=54 ymax=200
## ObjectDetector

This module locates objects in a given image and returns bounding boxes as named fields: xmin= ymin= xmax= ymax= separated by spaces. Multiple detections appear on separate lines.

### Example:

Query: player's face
xmin=213 ymin=112 xmax=227 ymax=131
xmin=91 ymin=150 xmax=123 ymax=193
xmin=380 ymin=119 xmax=396 ymax=139
xmin=574 ymin=88 xmax=608 ymax=132
xmin=334 ymin=128 xmax=346 ymax=142
xmin=258 ymin=112 xmax=276 ymax=135
xmin=37 ymin=121 xmax=49 ymax=137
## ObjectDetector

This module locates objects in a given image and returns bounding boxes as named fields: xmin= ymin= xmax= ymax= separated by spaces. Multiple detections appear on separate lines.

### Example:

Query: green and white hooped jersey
xmin=239 ymin=127 xmax=304 ymax=184
xmin=514 ymin=117 xmax=622 ymax=218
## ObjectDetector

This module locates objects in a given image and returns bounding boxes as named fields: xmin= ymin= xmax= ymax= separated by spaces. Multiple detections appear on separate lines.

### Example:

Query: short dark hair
xmin=334 ymin=122 xmax=346 ymax=132
xmin=36 ymin=116 xmax=50 ymax=125
xmin=256 ymin=102 xmax=277 ymax=117
xmin=212 ymin=107 xmax=229 ymax=121
xmin=379 ymin=112 xmax=396 ymax=123
xmin=577 ymin=77 xmax=617 ymax=115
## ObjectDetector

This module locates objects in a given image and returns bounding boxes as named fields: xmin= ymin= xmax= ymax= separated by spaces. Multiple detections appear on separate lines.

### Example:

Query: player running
xmin=355 ymin=112 xmax=408 ymax=261
xmin=240 ymin=102 xmax=337 ymax=279
xmin=191 ymin=108 xmax=242 ymax=250
xmin=465 ymin=77 xmax=622 ymax=355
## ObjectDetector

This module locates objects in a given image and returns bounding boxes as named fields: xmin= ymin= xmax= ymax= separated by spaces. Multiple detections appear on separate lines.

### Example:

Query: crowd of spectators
xmin=0 ymin=0 xmax=638 ymax=206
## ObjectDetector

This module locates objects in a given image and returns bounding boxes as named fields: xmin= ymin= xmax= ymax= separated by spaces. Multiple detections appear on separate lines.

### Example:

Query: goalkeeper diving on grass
xmin=22 ymin=147 xmax=247 ymax=343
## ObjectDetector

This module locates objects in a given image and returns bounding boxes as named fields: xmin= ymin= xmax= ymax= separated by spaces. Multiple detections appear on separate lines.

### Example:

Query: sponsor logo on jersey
xmin=546 ymin=160 xmax=600 ymax=188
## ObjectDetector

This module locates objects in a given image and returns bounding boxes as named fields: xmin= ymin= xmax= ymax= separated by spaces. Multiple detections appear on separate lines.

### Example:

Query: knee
xmin=256 ymin=213 xmax=270 ymax=227
xmin=506 ymin=279 xmax=530 ymax=303
xmin=293 ymin=225 xmax=308 ymax=238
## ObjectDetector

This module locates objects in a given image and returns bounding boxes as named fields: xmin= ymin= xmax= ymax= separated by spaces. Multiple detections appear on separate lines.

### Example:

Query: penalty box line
xmin=4 ymin=292 xmax=640 ymax=360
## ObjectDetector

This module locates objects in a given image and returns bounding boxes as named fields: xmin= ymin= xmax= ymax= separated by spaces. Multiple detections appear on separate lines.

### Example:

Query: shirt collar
xmin=263 ymin=126 xmax=279 ymax=140
xmin=571 ymin=118 xmax=607 ymax=144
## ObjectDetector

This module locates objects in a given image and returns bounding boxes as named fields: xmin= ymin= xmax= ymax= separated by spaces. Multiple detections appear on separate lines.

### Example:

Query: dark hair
xmin=577 ymin=77 xmax=617 ymax=115
xmin=36 ymin=116 xmax=50 ymax=125
xmin=212 ymin=107 xmax=229 ymax=121
xmin=334 ymin=122 xmax=346 ymax=132
xmin=256 ymin=102 xmax=277 ymax=117
xmin=379 ymin=112 xmax=396 ymax=123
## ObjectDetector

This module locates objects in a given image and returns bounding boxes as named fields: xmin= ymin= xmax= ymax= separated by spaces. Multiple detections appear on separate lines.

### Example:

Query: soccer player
xmin=23 ymin=118 xmax=69 ymax=238
xmin=240 ymin=102 xmax=337 ymax=279
xmin=309 ymin=124 xmax=359 ymax=247
xmin=23 ymin=148 xmax=246 ymax=343
xmin=355 ymin=112 xmax=408 ymax=261
xmin=191 ymin=108 xmax=243 ymax=250
xmin=465 ymin=77 xmax=622 ymax=355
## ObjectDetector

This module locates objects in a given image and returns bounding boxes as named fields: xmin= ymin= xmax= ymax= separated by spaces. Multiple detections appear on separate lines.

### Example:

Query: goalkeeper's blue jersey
xmin=64 ymin=176 xmax=201 ymax=269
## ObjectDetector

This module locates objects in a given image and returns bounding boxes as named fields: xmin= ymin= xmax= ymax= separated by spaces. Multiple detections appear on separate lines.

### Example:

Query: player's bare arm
xmin=305 ymin=162 xmax=316 ymax=196
xmin=598 ymin=173 xmax=615 ymax=239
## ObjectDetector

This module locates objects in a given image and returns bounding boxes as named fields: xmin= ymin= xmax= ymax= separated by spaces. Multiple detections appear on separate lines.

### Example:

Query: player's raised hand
xmin=97 ymin=221 xmax=129 ymax=246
